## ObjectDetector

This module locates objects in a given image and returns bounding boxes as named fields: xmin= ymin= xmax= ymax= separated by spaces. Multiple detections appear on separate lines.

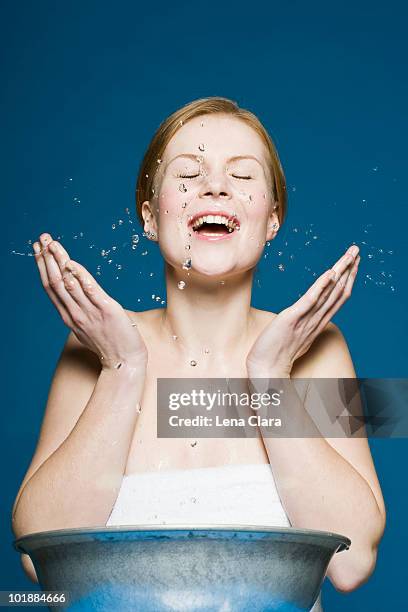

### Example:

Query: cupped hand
xmin=33 ymin=233 xmax=148 ymax=371
xmin=246 ymin=244 xmax=361 ymax=377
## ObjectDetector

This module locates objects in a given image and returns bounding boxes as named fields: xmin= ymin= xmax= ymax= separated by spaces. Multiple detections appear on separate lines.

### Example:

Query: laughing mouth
xmin=190 ymin=213 xmax=240 ymax=235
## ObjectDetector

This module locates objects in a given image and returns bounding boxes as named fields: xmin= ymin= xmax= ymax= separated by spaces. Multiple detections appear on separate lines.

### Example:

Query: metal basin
xmin=14 ymin=524 xmax=350 ymax=611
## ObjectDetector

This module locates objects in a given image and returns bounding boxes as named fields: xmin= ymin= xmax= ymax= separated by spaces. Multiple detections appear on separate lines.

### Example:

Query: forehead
xmin=164 ymin=114 xmax=268 ymax=162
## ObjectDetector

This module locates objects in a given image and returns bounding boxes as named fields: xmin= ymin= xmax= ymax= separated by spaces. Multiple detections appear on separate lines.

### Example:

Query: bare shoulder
xmin=294 ymin=321 xmax=356 ymax=378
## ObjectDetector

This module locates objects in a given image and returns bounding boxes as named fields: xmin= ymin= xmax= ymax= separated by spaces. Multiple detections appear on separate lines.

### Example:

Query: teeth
xmin=192 ymin=214 xmax=239 ymax=231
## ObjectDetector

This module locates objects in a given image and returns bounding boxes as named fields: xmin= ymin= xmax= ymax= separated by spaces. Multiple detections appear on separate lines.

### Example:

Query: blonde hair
xmin=135 ymin=96 xmax=287 ymax=226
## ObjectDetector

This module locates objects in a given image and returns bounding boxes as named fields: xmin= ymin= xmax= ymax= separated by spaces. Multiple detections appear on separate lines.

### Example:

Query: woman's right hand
xmin=33 ymin=233 xmax=148 ymax=371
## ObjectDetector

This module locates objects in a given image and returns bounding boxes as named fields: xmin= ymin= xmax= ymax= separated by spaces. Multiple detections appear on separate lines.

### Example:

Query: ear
xmin=265 ymin=202 xmax=280 ymax=242
xmin=141 ymin=200 xmax=159 ymax=241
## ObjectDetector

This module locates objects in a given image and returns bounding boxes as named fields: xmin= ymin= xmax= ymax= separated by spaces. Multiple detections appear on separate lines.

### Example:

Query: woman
xmin=12 ymin=97 xmax=385 ymax=608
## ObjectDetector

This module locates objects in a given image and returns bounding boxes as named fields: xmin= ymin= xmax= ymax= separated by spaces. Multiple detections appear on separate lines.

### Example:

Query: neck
xmin=160 ymin=264 xmax=257 ymax=364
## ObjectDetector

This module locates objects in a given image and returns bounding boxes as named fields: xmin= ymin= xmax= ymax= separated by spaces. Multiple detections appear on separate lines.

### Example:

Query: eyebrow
xmin=166 ymin=153 xmax=265 ymax=168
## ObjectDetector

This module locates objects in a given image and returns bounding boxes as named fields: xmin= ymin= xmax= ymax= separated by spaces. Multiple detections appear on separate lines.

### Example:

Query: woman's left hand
xmin=246 ymin=244 xmax=360 ymax=377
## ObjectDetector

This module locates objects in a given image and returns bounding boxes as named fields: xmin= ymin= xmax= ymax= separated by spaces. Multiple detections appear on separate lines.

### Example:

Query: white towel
xmin=106 ymin=463 xmax=291 ymax=527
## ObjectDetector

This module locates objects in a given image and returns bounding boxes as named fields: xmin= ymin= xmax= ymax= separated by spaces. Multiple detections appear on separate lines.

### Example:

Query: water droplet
xmin=112 ymin=224 xmax=116 ymax=230
xmin=172 ymin=335 xmax=178 ymax=340
xmin=278 ymin=263 xmax=285 ymax=271
xmin=178 ymin=280 xmax=186 ymax=290
xmin=157 ymin=158 xmax=162 ymax=164
xmin=132 ymin=234 xmax=139 ymax=244
xmin=182 ymin=202 xmax=187 ymax=208
xmin=118 ymin=219 xmax=123 ymax=225
xmin=185 ymin=244 xmax=191 ymax=250
xmin=200 ymin=121 xmax=204 ymax=127
xmin=191 ymin=440 xmax=198 ymax=447
xmin=204 ymin=348 xmax=210 ymax=354
xmin=198 ymin=143 xmax=205 ymax=151
xmin=145 ymin=173 xmax=149 ymax=178
xmin=182 ymin=258 xmax=192 ymax=270
xmin=220 ymin=280 xmax=225 ymax=285
xmin=179 ymin=183 xmax=187 ymax=193
xmin=190 ymin=360 xmax=197 ymax=367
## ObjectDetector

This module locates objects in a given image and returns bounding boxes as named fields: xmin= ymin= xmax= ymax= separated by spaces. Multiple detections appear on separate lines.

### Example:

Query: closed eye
xmin=177 ymin=174 xmax=252 ymax=180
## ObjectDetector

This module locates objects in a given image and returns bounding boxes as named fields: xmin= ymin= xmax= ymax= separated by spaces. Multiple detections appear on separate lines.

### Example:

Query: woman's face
xmin=141 ymin=113 xmax=279 ymax=279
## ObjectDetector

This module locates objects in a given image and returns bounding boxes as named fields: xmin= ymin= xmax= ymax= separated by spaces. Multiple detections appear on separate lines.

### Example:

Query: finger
xmin=331 ymin=245 xmax=359 ymax=281
xmin=291 ymin=245 xmax=359 ymax=319
xmin=46 ymin=238 xmax=71 ymax=273
xmin=39 ymin=234 xmax=85 ymax=312
xmin=45 ymin=241 xmax=97 ymax=312
xmin=343 ymin=254 xmax=360 ymax=295
xmin=310 ymin=247 xmax=359 ymax=314
xmin=309 ymin=255 xmax=360 ymax=337
xmin=292 ymin=269 xmax=337 ymax=317
xmin=319 ymin=254 xmax=359 ymax=316
xmin=313 ymin=255 xmax=356 ymax=313
xmin=32 ymin=241 xmax=75 ymax=328
xmin=63 ymin=259 xmax=114 ymax=310
xmin=61 ymin=263 xmax=96 ymax=311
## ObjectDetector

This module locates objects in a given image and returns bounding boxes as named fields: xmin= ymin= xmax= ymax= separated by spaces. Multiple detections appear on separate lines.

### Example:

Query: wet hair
xmin=135 ymin=96 xmax=287 ymax=227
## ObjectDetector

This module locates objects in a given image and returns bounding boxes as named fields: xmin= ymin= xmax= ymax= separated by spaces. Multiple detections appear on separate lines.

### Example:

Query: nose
xmin=199 ymin=167 xmax=232 ymax=200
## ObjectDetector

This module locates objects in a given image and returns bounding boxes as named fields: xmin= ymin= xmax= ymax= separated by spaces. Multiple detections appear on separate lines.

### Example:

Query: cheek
xmin=157 ymin=182 xmax=198 ymax=220
xmin=156 ymin=188 xmax=188 ymax=239
xmin=242 ymin=189 xmax=271 ymax=226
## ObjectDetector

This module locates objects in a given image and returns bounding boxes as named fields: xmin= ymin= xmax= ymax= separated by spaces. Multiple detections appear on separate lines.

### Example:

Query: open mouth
xmin=190 ymin=213 xmax=240 ymax=237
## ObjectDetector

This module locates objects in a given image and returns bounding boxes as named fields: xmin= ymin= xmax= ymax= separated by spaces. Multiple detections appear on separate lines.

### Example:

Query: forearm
xmin=12 ymin=362 xmax=146 ymax=537
xmin=247 ymin=372 xmax=385 ymax=590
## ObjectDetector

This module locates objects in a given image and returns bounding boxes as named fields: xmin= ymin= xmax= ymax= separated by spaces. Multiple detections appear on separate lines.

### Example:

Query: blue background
xmin=1 ymin=0 xmax=407 ymax=609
